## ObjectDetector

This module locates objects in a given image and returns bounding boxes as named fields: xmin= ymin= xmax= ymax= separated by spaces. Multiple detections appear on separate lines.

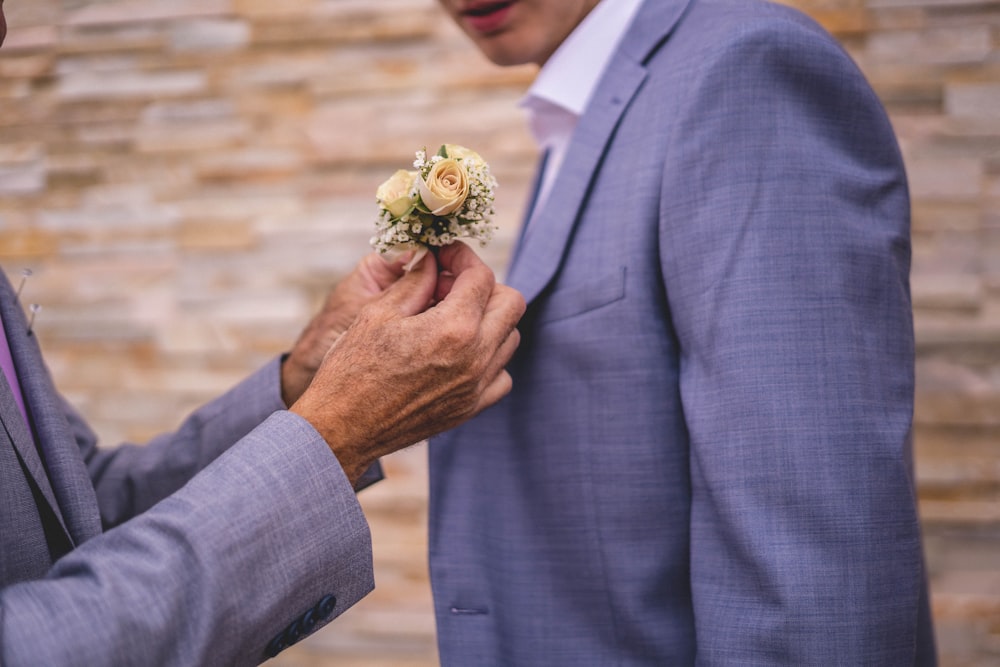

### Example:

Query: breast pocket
xmin=536 ymin=266 xmax=627 ymax=325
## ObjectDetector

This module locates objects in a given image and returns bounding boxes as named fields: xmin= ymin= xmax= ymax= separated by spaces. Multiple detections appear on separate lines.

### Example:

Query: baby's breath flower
xmin=372 ymin=144 xmax=498 ymax=260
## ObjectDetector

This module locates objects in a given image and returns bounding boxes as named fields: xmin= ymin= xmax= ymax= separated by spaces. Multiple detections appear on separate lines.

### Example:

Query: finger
xmin=367 ymin=252 xmax=410 ymax=287
xmin=482 ymin=328 xmax=521 ymax=380
xmin=436 ymin=240 xmax=482 ymax=275
xmin=377 ymin=248 xmax=415 ymax=269
xmin=434 ymin=270 xmax=456 ymax=303
xmin=478 ymin=284 xmax=527 ymax=347
xmin=374 ymin=250 xmax=439 ymax=317
xmin=472 ymin=369 xmax=514 ymax=416
xmin=433 ymin=250 xmax=495 ymax=318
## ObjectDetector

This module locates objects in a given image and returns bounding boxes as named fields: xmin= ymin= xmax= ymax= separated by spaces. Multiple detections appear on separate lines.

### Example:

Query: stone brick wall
xmin=0 ymin=1 xmax=996 ymax=664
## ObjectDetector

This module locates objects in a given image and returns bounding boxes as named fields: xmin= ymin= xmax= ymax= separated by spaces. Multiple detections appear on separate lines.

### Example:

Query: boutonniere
xmin=371 ymin=144 xmax=498 ymax=269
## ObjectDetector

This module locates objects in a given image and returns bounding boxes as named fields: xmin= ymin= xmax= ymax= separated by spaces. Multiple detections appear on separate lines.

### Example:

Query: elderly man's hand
xmin=290 ymin=243 xmax=525 ymax=485
xmin=280 ymin=252 xmax=414 ymax=407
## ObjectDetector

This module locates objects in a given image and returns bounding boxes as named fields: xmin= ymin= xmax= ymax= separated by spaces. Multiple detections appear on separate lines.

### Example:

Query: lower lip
xmin=464 ymin=3 xmax=515 ymax=35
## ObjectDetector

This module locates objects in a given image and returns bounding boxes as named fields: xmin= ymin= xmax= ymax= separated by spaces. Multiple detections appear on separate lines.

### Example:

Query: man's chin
xmin=468 ymin=37 xmax=538 ymax=68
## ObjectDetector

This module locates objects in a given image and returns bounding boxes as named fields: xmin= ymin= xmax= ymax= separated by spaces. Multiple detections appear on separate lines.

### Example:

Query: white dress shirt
xmin=520 ymin=0 xmax=645 ymax=217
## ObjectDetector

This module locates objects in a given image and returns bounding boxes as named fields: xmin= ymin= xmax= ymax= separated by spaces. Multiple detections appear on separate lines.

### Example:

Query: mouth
xmin=461 ymin=1 xmax=516 ymax=35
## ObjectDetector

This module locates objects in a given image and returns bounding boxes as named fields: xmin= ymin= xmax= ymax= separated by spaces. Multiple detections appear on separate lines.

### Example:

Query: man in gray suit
xmin=0 ymin=10 xmax=525 ymax=662
xmin=429 ymin=0 xmax=936 ymax=664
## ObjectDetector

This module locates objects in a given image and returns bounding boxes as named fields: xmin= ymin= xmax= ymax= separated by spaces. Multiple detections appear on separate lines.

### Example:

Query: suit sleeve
xmin=72 ymin=358 xmax=381 ymax=528
xmin=72 ymin=358 xmax=290 ymax=528
xmin=0 ymin=410 xmax=374 ymax=666
xmin=658 ymin=18 xmax=930 ymax=665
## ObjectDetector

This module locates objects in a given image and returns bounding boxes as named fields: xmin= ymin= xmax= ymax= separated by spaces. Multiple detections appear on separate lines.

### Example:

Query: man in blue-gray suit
xmin=0 ymin=13 xmax=525 ymax=660
xmin=430 ymin=0 xmax=936 ymax=664
xmin=0 ymin=242 xmax=523 ymax=666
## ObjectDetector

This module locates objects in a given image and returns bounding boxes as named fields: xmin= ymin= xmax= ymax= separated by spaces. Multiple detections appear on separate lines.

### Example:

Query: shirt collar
xmin=521 ymin=0 xmax=645 ymax=124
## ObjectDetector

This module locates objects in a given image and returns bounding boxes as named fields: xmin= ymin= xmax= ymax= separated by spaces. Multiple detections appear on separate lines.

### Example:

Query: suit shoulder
xmin=659 ymin=0 xmax=851 ymax=69
xmin=643 ymin=0 xmax=871 ymax=99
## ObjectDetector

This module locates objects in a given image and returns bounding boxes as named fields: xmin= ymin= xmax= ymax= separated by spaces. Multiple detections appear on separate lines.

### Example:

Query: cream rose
xmin=443 ymin=144 xmax=484 ymax=165
xmin=418 ymin=158 xmax=470 ymax=216
xmin=376 ymin=169 xmax=417 ymax=219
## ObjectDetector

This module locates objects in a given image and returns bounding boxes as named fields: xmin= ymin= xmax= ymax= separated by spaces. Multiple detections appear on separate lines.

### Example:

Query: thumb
xmin=375 ymin=250 xmax=438 ymax=317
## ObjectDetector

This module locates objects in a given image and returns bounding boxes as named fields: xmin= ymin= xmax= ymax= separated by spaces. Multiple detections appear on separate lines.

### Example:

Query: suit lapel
xmin=0 ymin=273 xmax=72 ymax=540
xmin=0 ymin=270 xmax=102 ymax=545
xmin=506 ymin=0 xmax=694 ymax=305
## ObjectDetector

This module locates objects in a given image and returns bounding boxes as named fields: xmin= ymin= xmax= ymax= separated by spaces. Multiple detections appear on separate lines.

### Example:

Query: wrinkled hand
xmin=281 ymin=252 xmax=414 ymax=407
xmin=290 ymin=243 xmax=525 ymax=486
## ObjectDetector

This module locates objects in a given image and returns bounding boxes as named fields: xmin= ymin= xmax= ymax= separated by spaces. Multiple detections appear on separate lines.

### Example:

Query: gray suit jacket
xmin=429 ymin=0 xmax=936 ymax=664
xmin=0 ymin=269 xmax=375 ymax=665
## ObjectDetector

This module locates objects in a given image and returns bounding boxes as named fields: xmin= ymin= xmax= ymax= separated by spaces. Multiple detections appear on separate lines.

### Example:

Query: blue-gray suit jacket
xmin=0 ymin=269 xmax=376 ymax=665
xmin=428 ymin=0 xmax=936 ymax=664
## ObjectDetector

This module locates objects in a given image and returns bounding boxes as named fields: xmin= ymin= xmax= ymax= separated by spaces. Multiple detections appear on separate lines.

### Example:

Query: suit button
xmin=285 ymin=618 xmax=304 ymax=644
xmin=301 ymin=607 xmax=318 ymax=633
xmin=316 ymin=594 xmax=337 ymax=619
xmin=264 ymin=633 xmax=288 ymax=659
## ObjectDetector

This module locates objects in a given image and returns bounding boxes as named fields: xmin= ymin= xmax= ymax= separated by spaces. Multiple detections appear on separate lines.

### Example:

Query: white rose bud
xmin=376 ymin=169 xmax=417 ymax=219
xmin=444 ymin=144 xmax=487 ymax=171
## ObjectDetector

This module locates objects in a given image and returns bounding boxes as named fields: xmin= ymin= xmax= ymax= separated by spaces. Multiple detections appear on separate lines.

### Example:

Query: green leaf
xmin=437 ymin=144 xmax=448 ymax=159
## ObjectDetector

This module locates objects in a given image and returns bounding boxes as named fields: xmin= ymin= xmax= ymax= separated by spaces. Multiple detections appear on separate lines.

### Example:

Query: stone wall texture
xmin=0 ymin=0 xmax=997 ymax=664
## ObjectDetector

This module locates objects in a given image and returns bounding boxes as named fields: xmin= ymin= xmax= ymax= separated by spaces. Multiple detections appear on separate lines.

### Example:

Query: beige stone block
xmin=868 ymin=26 xmax=992 ymax=66
xmin=0 ymin=143 xmax=47 ymax=196
xmin=912 ymin=202 xmax=981 ymax=232
xmin=173 ymin=194 xmax=303 ymax=226
xmin=0 ymin=230 xmax=60 ymax=258
xmin=871 ymin=8 xmax=926 ymax=31
xmin=233 ymin=88 xmax=312 ymax=119
xmin=806 ymin=9 xmax=872 ymax=35
xmin=0 ymin=26 xmax=59 ymax=53
xmin=917 ymin=357 xmax=994 ymax=394
xmin=45 ymin=152 xmax=105 ymax=187
xmin=65 ymin=0 xmax=232 ymax=27
xmin=121 ymin=365 xmax=249 ymax=397
xmin=54 ymin=98 xmax=146 ymax=127
xmin=169 ymin=19 xmax=251 ymax=52
xmin=250 ymin=8 xmax=437 ymax=46
xmin=135 ymin=118 xmax=250 ymax=153
xmin=907 ymin=156 xmax=982 ymax=200
xmin=915 ymin=422 xmax=1000 ymax=490
xmin=156 ymin=317 xmax=234 ymax=354
xmin=920 ymin=498 xmax=1000 ymax=524
xmin=37 ymin=200 xmax=180 ymax=232
xmin=195 ymin=149 xmax=303 ymax=183
xmin=0 ymin=143 xmax=45 ymax=166
xmin=911 ymin=274 xmax=982 ymax=312
xmin=0 ymin=81 xmax=32 ymax=104
xmin=870 ymin=79 xmax=943 ymax=112
xmin=56 ymin=70 xmax=208 ymax=101
xmin=233 ymin=0 xmax=317 ymax=17
xmin=870 ymin=0 xmax=992 ymax=7
xmin=932 ymin=572 xmax=1000 ymax=617
xmin=0 ymin=54 xmax=55 ymax=80
xmin=916 ymin=390 xmax=1000 ymax=427
xmin=178 ymin=219 xmax=256 ymax=251
xmin=180 ymin=290 xmax=307 ymax=326
xmin=912 ymin=229 xmax=983 ymax=279
xmin=946 ymin=82 xmax=1000 ymax=119
xmin=59 ymin=25 xmax=168 ymax=56
xmin=927 ymin=7 xmax=1000 ymax=29
xmin=219 ymin=52 xmax=331 ymax=89
xmin=2 ymin=0 xmax=62 ymax=28
xmin=305 ymin=93 xmax=530 ymax=167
